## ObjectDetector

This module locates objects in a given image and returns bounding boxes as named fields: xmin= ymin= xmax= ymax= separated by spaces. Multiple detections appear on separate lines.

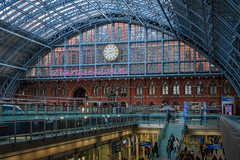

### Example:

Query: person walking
xmin=212 ymin=155 xmax=217 ymax=160
xmin=170 ymin=133 xmax=175 ymax=148
xmin=167 ymin=141 xmax=172 ymax=159
xmin=167 ymin=111 xmax=172 ymax=123
xmin=173 ymin=138 xmax=180 ymax=154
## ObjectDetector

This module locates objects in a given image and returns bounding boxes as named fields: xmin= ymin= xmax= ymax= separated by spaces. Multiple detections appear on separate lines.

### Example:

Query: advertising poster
xmin=224 ymin=105 xmax=232 ymax=115
xmin=203 ymin=102 xmax=207 ymax=123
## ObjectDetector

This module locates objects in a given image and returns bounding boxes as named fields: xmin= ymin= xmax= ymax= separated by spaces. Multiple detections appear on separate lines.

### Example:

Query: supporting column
xmin=143 ymin=146 xmax=145 ymax=159
xmin=0 ymin=104 xmax=2 ymax=115
xmin=67 ymin=104 xmax=70 ymax=113
xmin=44 ymin=104 xmax=47 ymax=114
xmin=35 ymin=105 xmax=38 ymax=114
xmin=118 ymin=150 xmax=122 ymax=160
xmin=136 ymin=135 xmax=139 ymax=160
xmin=152 ymin=134 xmax=155 ymax=148
xmin=93 ymin=148 xmax=98 ymax=160
xmin=128 ymin=138 xmax=131 ymax=160
xmin=73 ymin=103 xmax=76 ymax=114
xmin=53 ymin=104 xmax=56 ymax=114
xmin=13 ymin=104 xmax=16 ymax=115
xmin=60 ymin=105 xmax=63 ymax=114
xmin=24 ymin=104 xmax=28 ymax=115
xmin=107 ymin=142 xmax=112 ymax=160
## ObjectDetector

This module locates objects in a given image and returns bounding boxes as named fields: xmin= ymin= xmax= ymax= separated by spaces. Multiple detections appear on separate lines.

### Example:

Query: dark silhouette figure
xmin=154 ymin=141 xmax=159 ymax=157
xmin=167 ymin=112 xmax=172 ymax=123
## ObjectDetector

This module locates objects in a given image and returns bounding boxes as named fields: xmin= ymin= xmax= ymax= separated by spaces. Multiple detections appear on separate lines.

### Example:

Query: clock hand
xmin=108 ymin=51 xmax=117 ymax=54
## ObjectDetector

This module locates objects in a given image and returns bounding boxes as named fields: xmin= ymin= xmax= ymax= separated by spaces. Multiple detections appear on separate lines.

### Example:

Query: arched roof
xmin=0 ymin=0 xmax=239 ymax=97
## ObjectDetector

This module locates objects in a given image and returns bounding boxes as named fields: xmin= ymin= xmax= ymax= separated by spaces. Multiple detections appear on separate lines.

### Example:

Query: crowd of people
xmin=179 ymin=144 xmax=224 ymax=160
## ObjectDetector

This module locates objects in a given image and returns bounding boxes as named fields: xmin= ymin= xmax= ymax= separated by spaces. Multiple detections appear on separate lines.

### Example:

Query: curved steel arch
xmin=46 ymin=14 xmax=174 ymax=45
xmin=0 ymin=0 xmax=240 ymax=98
xmin=0 ymin=0 xmax=173 ymax=39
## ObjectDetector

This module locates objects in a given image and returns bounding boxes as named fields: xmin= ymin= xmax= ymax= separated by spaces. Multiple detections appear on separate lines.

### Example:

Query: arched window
xmin=121 ymin=102 xmax=126 ymax=107
xmin=42 ymin=85 xmax=47 ymax=97
xmin=112 ymin=83 xmax=119 ymax=96
xmin=223 ymin=80 xmax=231 ymax=95
xmin=120 ymin=83 xmax=127 ymax=97
xmin=36 ymin=84 xmax=41 ymax=96
xmin=185 ymin=82 xmax=191 ymax=95
xmin=149 ymin=82 xmax=155 ymax=95
xmin=102 ymin=83 xmax=108 ymax=96
xmin=197 ymin=81 xmax=204 ymax=95
xmin=136 ymin=82 xmax=143 ymax=95
xmin=62 ymin=83 xmax=68 ymax=96
xmin=92 ymin=84 xmax=99 ymax=96
xmin=162 ymin=82 xmax=168 ymax=95
xmin=52 ymin=84 xmax=58 ymax=97
xmin=29 ymin=86 xmax=35 ymax=95
xmin=173 ymin=82 xmax=180 ymax=94
xmin=209 ymin=81 xmax=217 ymax=95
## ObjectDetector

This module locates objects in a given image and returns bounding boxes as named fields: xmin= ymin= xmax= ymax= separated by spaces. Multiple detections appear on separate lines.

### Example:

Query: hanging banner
xmin=203 ymin=102 xmax=207 ymax=123
xmin=184 ymin=102 xmax=188 ymax=119
xmin=129 ymin=104 xmax=132 ymax=113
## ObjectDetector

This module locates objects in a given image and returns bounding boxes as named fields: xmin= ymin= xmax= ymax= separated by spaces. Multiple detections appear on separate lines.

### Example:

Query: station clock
xmin=102 ymin=43 xmax=119 ymax=61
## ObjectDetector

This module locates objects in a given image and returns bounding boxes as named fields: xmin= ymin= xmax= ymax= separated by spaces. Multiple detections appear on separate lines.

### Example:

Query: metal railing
xmin=175 ymin=122 xmax=187 ymax=160
xmin=184 ymin=114 xmax=220 ymax=126
xmin=222 ymin=115 xmax=240 ymax=135
xmin=1 ymin=113 xmax=238 ymax=148
xmin=0 ymin=115 xmax=137 ymax=145
xmin=149 ymin=115 xmax=168 ymax=159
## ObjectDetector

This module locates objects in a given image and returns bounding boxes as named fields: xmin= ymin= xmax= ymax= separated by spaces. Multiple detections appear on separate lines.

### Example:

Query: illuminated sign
xmin=51 ymin=68 xmax=128 ymax=81
xmin=224 ymin=105 xmax=232 ymax=115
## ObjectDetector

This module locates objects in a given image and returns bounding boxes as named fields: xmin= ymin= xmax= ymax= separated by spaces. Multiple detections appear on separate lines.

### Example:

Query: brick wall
xmin=18 ymin=75 xmax=239 ymax=113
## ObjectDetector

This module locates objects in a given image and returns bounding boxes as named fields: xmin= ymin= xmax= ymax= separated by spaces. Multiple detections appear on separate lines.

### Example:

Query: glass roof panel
xmin=0 ymin=0 xmax=175 ymax=40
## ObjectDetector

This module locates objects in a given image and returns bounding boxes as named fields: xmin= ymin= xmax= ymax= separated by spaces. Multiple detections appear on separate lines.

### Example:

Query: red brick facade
xmin=18 ymin=75 xmax=240 ymax=114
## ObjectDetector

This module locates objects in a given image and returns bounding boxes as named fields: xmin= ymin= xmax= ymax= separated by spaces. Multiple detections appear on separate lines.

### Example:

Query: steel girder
xmin=169 ymin=0 xmax=240 ymax=97
xmin=0 ymin=46 xmax=48 ymax=98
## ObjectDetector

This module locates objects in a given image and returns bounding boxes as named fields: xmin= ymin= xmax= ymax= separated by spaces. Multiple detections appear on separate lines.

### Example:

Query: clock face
xmin=102 ymin=43 xmax=119 ymax=61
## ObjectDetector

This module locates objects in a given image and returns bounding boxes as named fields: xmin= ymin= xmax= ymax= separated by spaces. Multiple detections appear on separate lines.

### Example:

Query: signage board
xmin=139 ymin=142 xmax=151 ymax=147
xmin=222 ymin=97 xmax=234 ymax=102
xmin=206 ymin=144 xmax=222 ymax=149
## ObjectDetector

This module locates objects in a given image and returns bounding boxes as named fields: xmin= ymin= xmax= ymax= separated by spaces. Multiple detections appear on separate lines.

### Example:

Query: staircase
xmin=158 ymin=124 xmax=184 ymax=159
